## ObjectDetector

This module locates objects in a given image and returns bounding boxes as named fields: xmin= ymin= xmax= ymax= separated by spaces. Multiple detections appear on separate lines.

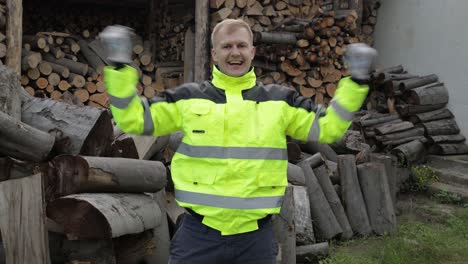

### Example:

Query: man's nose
xmin=231 ymin=46 xmax=240 ymax=55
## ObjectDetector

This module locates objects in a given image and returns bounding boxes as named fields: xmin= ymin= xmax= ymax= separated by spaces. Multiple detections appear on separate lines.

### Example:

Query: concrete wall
xmin=373 ymin=0 xmax=468 ymax=137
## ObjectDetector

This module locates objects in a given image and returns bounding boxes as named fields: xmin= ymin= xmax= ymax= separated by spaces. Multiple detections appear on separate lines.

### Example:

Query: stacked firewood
xmin=20 ymin=2 xmax=177 ymax=106
xmin=208 ymin=0 xmax=380 ymax=106
xmin=0 ymin=65 xmax=170 ymax=263
xmin=19 ymin=31 xmax=164 ymax=107
xmin=355 ymin=65 xmax=468 ymax=166
xmin=0 ymin=1 xmax=6 ymax=65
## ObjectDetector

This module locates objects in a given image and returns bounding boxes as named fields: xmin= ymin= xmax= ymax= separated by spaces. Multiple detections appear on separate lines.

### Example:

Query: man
xmin=102 ymin=19 xmax=375 ymax=264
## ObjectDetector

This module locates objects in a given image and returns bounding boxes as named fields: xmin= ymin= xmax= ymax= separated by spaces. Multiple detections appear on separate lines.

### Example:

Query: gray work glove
xmin=99 ymin=25 xmax=134 ymax=68
xmin=345 ymin=43 xmax=378 ymax=84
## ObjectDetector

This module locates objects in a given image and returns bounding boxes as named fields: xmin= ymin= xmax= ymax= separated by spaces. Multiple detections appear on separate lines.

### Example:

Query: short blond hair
xmin=211 ymin=19 xmax=253 ymax=47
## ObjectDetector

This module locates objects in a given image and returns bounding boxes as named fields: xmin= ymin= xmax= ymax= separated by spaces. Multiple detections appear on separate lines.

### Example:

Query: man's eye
xmin=223 ymin=45 xmax=230 ymax=49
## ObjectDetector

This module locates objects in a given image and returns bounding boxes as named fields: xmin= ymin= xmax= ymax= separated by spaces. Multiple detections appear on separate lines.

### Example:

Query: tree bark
xmin=5 ymin=0 xmax=22 ymax=75
xmin=194 ymin=0 xmax=210 ymax=82
xmin=296 ymin=242 xmax=329 ymax=263
xmin=337 ymin=155 xmax=372 ymax=236
xmin=313 ymin=164 xmax=353 ymax=239
xmin=46 ymin=155 xmax=167 ymax=200
xmin=369 ymin=153 xmax=397 ymax=209
xmin=428 ymin=134 xmax=465 ymax=144
xmin=374 ymin=121 xmax=414 ymax=135
xmin=272 ymin=186 xmax=296 ymax=264
xmin=390 ymin=139 xmax=427 ymax=167
xmin=398 ymin=74 xmax=438 ymax=91
xmin=292 ymin=185 xmax=315 ymax=245
xmin=406 ymin=84 xmax=449 ymax=105
xmin=0 ymin=65 xmax=21 ymax=120
xmin=21 ymin=97 xmax=113 ymax=156
xmin=77 ymin=39 xmax=105 ymax=74
xmin=0 ymin=174 xmax=51 ymax=264
xmin=396 ymin=103 xmax=446 ymax=116
xmin=430 ymin=143 xmax=468 ymax=155
xmin=298 ymin=156 xmax=342 ymax=240
xmin=357 ymin=163 xmax=397 ymax=235
xmin=375 ymin=127 xmax=425 ymax=142
xmin=0 ymin=110 xmax=54 ymax=161
xmin=47 ymin=193 xmax=162 ymax=240
xmin=422 ymin=119 xmax=460 ymax=136
xmin=287 ymin=162 xmax=306 ymax=186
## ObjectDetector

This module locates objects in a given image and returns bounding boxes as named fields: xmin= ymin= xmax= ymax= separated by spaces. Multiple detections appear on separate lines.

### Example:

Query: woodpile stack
xmin=357 ymin=65 xmax=468 ymax=166
xmin=0 ymin=1 xmax=6 ymax=65
xmin=208 ymin=0 xmax=380 ymax=106
xmin=20 ymin=2 xmax=185 ymax=106
xmin=0 ymin=65 xmax=170 ymax=264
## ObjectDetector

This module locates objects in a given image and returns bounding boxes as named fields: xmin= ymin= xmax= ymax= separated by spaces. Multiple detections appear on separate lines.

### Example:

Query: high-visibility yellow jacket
xmin=104 ymin=65 xmax=368 ymax=235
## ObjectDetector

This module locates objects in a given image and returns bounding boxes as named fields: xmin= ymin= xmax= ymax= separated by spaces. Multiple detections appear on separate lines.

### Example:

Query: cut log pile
xmin=0 ymin=65 xmax=170 ymax=263
xmin=358 ymin=64 xmax=468 ymax=166
xmin=208 ymin=0 xmax=380 ymax=106
xmin=20 ymin=2 xmax=185 ymax=107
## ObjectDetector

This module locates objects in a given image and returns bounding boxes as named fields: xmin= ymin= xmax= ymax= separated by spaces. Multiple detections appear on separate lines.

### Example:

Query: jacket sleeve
xmin=103 ymin=65 xmax=181 ymax=136
xmin=285 ymin=77 xmax=369 ymax=143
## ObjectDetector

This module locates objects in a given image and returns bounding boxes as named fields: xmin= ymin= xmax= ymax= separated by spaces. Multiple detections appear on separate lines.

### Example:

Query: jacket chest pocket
xmin=183 ymin=102 xmax=224 ymax=144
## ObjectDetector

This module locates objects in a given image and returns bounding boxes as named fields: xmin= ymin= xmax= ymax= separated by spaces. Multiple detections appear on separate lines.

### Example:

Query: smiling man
xmin=102 ymin=19 xmax=376 ymax=264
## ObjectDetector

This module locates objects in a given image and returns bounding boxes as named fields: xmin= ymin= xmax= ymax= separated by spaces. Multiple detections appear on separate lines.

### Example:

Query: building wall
xmin=373 ymin=0 xmax=468 ymax=137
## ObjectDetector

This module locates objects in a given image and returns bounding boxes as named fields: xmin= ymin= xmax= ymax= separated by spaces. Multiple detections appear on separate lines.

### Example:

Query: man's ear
xmin=251 ymin=46 xmax=256 ymax=60
xmin=211 ymin=48 xmax=218 ymax=63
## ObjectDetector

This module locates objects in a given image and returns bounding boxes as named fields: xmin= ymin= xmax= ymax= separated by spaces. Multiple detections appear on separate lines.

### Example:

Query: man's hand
xmin=99 ymin=25 xmax=134 ymax=67
xmin=345 ymin=43 xmax=378 ymax=84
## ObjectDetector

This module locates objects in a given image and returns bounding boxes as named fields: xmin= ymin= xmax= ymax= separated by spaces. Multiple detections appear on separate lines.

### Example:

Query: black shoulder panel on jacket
xmin=242 ymin=83 xmax=318 ymax=112
xmin=148 ymin=81 xmax=227 ymax=104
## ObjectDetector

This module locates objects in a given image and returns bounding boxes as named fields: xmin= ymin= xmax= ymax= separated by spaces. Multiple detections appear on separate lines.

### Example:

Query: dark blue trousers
xmin=169 ymin=213 xmax=278 ymax=264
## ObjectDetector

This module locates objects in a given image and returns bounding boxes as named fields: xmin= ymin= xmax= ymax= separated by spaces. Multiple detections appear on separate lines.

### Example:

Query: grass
xmin=321 ymin=196 xmax=468 ymax=264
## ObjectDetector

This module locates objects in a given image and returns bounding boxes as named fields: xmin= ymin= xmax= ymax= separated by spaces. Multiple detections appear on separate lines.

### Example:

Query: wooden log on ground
xmin=408 ymin=108 xmax=454 ymax=123
xmin=46 ymin=155 xmax=167 ymax=200
xmin=396 ymin=103 xmax=446 ymax=116
xmin=296 ymin=242 xmax=329 ymax=263
xmin=130 ymin=134 xmax=170 ymax=160
xmin=428 ymin=134 xmax=466 ymax=144
xmin=382 ymin=136 xmax=426 ymax=146
xmin=44 ymin=54 xmax=88 ymax=76
xmin=314 ymin=163 xmax=353 ymax=240
xmin=0 ymin=110 xmax=54 ymax=161
xmin=375 ymin=127 xmax=425 ymax=142
xmin=0 ymin=174 xmax=51 ymax=264
xmin=272 ymin=186 xmax=295 ymax=264
xmin=47 ymin=193 xmax=162 ymax=240
xmin=287 ymin=162 xmax=306 ymax=186
xmin=374 ymin=121 xmax=414 ymax=135
xmin=405 ymin=84 xmax=449 ymax=105
xmin=357 ymin=163 xmax=397 ymax=235
xmin=390 ymin=139 xmax=427 ymax=167
xmin=337 ymin=155 xmax=372 ymax=236
xmin=369 ymin=153 xmax=397 ymax=209
xmin=298 ymin=140 xmax=338 ymax=162
xmin=421 ymin=119 xmax=460 ymax=136
xmin=21 ymin=97 xmax=113 ymax=156
xmin=292 ymin=185 xmax=315 ymax=245
xmin=430 ymin=143 xmax=468 ymax=155
xmin=398 ymin=74 xmax=438 ymax=91
xmin=298 ymin=156 xmax=342 ymax=240
xmin=359 ymin=114 xmax=399 ymax=127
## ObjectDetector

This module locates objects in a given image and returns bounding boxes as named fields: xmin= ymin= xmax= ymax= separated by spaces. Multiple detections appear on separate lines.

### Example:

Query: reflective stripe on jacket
xmin=104 ymin=65 xmax=369 ymax=235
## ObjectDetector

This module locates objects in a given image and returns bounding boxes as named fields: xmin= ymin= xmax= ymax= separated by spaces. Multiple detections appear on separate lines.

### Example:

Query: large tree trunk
xmin=0 ymin=174 xmax=51 ymax=264
xmin=5 ymin=0 xmax=22 ymax=75
xmin=0 ymin=110 xmax=54 ymax=161
xmin=47 ymin=193 xmax=162 ymax=240
xmin=337 ymin=155 xmax=372 ymax=236
xmin=357 ymin=163 xmax=397 ymax=235
xmin=46 ymin=155 xmax=166 ymax=201
xmin=21 ymin=97 xmax=113 ymax=156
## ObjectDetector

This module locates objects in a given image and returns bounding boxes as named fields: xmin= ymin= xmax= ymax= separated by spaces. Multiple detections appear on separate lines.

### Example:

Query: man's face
xmin=211 ymin=26 xmax=256 ymax=77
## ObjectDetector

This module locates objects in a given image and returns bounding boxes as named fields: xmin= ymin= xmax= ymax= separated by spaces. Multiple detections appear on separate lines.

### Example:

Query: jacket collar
xmin=211 ymin=65 xmax=256 ymax=92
